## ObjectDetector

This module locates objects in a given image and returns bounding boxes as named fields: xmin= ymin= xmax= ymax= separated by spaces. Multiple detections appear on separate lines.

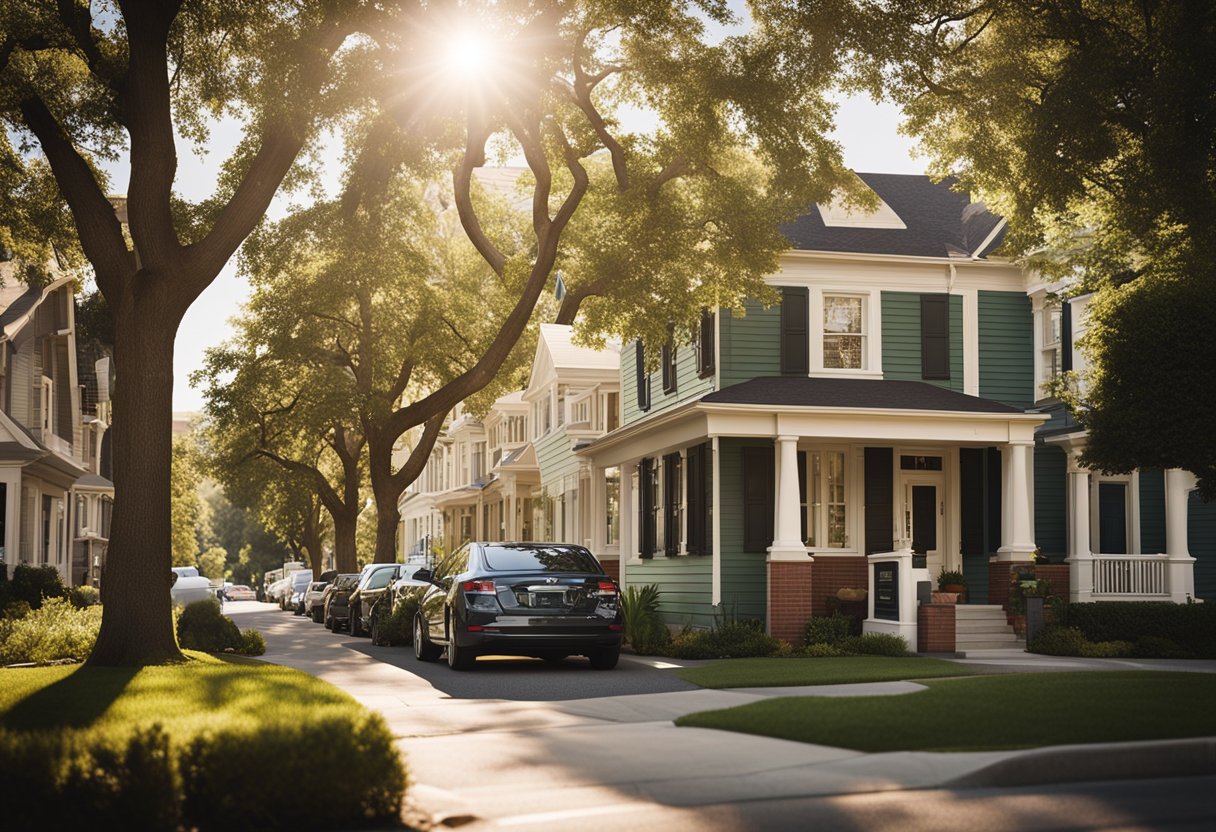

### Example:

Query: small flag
xmin=554 ymin=270 xmax=566 ymax=301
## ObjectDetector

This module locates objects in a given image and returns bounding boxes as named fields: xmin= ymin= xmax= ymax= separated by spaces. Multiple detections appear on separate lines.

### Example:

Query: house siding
xmin=719 ymin=300 xmax=781 ymax=388
xmin=533 ymin=427 xmax=578 ymax=492
xmin=621 ymin=338 xmax=714 ymax=427
xmin=1189 ymin=491 xmax=1216 ymax=602
xmin=1138 ymin=468 xmax=1166 ymax=554
xmin=1034 ymin=444 xmax=1067 ymax=559
xmin=978 ymin=290 xmax=1034 ymax=407
xmin=880 ymin=292 xmax=964 ymax=391
xmin=717 ymin=438 xmax=771 ymax=621
xmin=624 ymin=554 xmax=715 ymax=630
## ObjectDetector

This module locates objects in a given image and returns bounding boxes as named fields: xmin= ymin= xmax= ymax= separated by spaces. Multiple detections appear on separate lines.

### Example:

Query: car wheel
xmin=370 ymin=616 xmax=384 ymax=646
xmin=446 ymin=633 xmax=476 ymax=672
xmin=588 ymin=647 xmax=620 ymax=671
xmin=324 ymin=614 xmax=334 ymax=631
xmin=350 ymin=604 xmax=364 ymax=637
xmin=413 ymin=615 xmax=441 ymax=662
xmin=312 ymin=607 xmax=323 ymax=624
xmin=294 ymin=602 xmax=303 ymax=616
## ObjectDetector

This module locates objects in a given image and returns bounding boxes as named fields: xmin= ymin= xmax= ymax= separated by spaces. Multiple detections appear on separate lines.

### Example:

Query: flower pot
xmin=941 ymin=583 xmax=965 ymax=594
xmin=930 ymin=591 xmax=960 ymax=604
xmin=1009 ymin=614 xmax=1027 ymax=637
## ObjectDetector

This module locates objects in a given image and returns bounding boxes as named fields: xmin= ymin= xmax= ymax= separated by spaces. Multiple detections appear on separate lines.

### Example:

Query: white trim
xmin=1090 ymin=471 xmax=1140 ymax=555
xmin=962 ymin=288 xmax=980 ymax=396
xmin=971 ymin=218 xmax=1007 ymax=259
xmin=711 ymin=436 xmax=721 ymax=604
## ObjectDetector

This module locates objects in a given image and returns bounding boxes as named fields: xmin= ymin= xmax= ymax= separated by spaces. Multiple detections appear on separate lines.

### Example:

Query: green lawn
xmin=0 ymin=650 xmax=359 ymax=742
xmin=677 ymin=656 xmax=974 ymax=688
xmin=676 ymin=671 xmax=1216 ymax=752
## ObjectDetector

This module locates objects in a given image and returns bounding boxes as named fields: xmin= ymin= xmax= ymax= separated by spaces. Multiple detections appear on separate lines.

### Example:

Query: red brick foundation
xmin=809 ymin=556 xmax=869 ymax=619
xmin=767 ymin=561 xmax=815 ymax=644
xmin=917 ymin=604 xmax=956 ymax=653
xmin=989 ymin=560 xmax=1071 ymax=613
xmin=599 ymin=558 xmax=620 ymax=583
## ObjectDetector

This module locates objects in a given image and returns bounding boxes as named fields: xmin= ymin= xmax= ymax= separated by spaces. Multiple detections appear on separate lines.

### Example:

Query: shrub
xmin=1133 ymin=635 xmax=1191 ymax=659
xmin=937 ymin=568 xmax=966 ymax=589
xmin=800 ymin=642 xmax=844 ymax=658
xmin=4 ymin=600 xmax=32 ymax=620
xmin=666 ymin=620 xmax=781 ymax=660
xmin=180 ymin=713 xmax=405 ymax=831
xmin=621 ymin=584 xmax=670 ymax=654
xmin=1066 ymin=602 xmax=1216 ymax=658
xmin=804 ymin=613 xmax=853 ymax=647
xmin=176 ymin=600 xmax=241 ymax=653
xmin=1028 ymin=626 xmax=1087 ymax=657
xmin=837 ymin=633 xmax=909 ymax=656
xmin=375 ymin=596 xmax=419 ymax=646
xmin=1081 ymin=639 xmax=1135 ymax=658
xmin=238 ymin=629 xmax=266 ymax=656
xmin=0 ymin=597 xmax=102 ymax=664
xmin=68 ymin=586 xmax=101 ymax=608
xmin=5 ymin=564 xmax=68 ymax=610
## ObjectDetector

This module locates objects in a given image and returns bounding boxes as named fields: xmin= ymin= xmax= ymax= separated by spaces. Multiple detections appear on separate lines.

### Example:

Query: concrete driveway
xmin=226 ymin=601 xmax=1216 ymax=829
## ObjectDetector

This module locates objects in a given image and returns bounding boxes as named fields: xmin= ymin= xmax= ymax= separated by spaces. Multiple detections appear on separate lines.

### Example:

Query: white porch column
xmin=1065 ymin=452 xmax=1094 ymax=602
xmin=996 ymin=441 xmax=1036 ymax=560
xmin=711 ymin=436 xmax=722 ymax=604
xmin=769 ymin=436 xmax=805 ymax=560
xmin=505 ymin=485 xmax=516 ymax=540
xmin=1164 ymin=468 xmax=1198 ymax=602
xmin=678 ymin=447 xmax=689 ymax=555
xmin=620 ymin=459 xmax=636 ymax=587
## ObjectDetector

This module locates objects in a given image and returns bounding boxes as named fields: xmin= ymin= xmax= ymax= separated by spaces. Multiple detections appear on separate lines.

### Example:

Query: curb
xmin=947 ymin=737 xmax=1216 ymax=789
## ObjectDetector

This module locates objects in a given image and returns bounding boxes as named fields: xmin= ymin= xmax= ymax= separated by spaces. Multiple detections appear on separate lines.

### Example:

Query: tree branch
xmin=389 ymin=413 xmax=446 ymax=494
xmin=648 ymin=156 xmax=688 ymax=201
xmin=452 ymin=118 xmax=508 ymax=275
xmin=572 ymin=31 xmax=629 ymax=191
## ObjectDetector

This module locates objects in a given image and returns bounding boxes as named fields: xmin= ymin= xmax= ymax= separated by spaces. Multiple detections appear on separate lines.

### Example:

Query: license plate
xmin=527 ymin=591 xmax=566 ymax=608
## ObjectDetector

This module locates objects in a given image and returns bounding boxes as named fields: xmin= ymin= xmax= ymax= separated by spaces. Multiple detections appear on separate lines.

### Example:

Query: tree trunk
xmin=332 ymin=509 xmax=358 ymax=573
xmin=88 ymin=297 xmax=184 ymax=666
xmin=369 ymin=433 xmax=401 ymax=563
xmin=373 ymin=498 xmax=400 ymax=564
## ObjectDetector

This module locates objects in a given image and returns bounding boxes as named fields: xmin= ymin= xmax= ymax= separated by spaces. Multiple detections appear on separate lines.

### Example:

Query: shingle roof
xmin=702 ymin=376 xmax=1025 ymax=414
xmin=781 ymin=173 xmax=1004 ymax=259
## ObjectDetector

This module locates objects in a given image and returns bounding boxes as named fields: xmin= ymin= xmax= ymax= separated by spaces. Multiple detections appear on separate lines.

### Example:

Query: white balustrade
xmin=1091 ymin=555 xmax=1168 ymax=597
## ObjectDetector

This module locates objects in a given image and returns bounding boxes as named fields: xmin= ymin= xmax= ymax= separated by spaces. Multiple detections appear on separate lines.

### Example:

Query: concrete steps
xmin=954 ymin=604 xmax=1024 ymax=654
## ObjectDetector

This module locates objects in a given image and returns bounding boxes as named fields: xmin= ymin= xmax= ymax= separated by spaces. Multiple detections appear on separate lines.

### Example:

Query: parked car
xmin=347 ymin=564 xmax=410 ymax=637
xmin=411 ymin=542 xmax=622 ymax=671
xmin=170 ymin=566 xmax=215 ymax=607
xmin=266 ymin=577 xmax=292 ymax=608
xmin=226 ymin=584 xmax=257 ymax=601
xmin=322 ymin=573 xmax=362 ymax=631
xmin=368 ymin=575 xmax=433 ymax=646
xmin=287 ymin=570 xmax=316 ymax=614
xmin=303 ymin=576 xmax=335 ymax=622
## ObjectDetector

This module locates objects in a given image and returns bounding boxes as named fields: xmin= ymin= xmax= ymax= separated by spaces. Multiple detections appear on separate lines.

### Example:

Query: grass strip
xmin=675 ymin=671 xmax=1216 ymax=752
xmin=678 ymin=656 xmax=974 ymax=689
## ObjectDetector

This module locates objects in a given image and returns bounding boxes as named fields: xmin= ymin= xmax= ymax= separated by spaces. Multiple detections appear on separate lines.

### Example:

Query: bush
xmin=1028 ymin=626 xmax=1087 ymax=657
xmin=1082 ymin=639 xmax=1135 ymax=658
xmin=800 ymin=642 xmax=845 ymax=658
xmin=180 ymin=713 xmax=404 ymax=831
xmin=238 ymin=629 xmax=266 ymax=656
xmin=1133 ymin=635 xmax=1191 ymax=659
xmin=0 ymin=597 xmax=102 ymax=664
xmin=375 ymin=596 xmax=419 ymax=646
xmin=621 ymin=585 xmax=671 ymax=654
xmin=176 ymin=600 xmax=241 ymax=653
xmin=1066 ymin=602 xmax=1216 ymax=658
xmin=666 ymin=620 xmax=781 ymax=660
xmin=68 ymin=586 xmax=101 ymax=608
xmin=836 ymin=633 xmax=909 ymax=656
xmin=804 ymin=613 xmax=853 ymax=647
xmin=3 ymin=564 xmax=68 ymax=610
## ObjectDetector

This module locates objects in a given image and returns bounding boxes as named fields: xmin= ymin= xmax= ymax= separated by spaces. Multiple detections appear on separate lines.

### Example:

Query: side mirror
xmin=413 ymin=567 xmax=434 ymax=584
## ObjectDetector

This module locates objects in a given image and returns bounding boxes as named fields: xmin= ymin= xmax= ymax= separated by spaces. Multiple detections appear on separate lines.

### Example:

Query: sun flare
xmin=443 ymin=29 xmax=493 ymax=80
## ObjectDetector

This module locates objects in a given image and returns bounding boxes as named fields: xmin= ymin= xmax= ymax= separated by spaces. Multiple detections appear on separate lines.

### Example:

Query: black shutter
xmin=1061 ymin=300 xmax=1073 ymax=373
xmin=797 ymin=450 xmax=808 ymax=543
xmin=697 ymin=309 xmax=715 ymax=378
xmin=639 ymin=458 xmax=655 ymax=558
xmin=742 ymin=445 xmax=774 ymax=553
xmin=661 ymin=343 xmax=677 ymax=394
xmin=921 ymin=294 xmax=950 ymax=380
xmin=960 ymin=448 xmax=985 ymax=556
xmin=635 ymin=341 xmax=650 ymax=411
xmin=864 ymin=447 xmax=893 ymax=554
xmin=780 ymin=286 xmax=809 ymax=376
xmin=663 ymin=453 xmax=680 ymax=554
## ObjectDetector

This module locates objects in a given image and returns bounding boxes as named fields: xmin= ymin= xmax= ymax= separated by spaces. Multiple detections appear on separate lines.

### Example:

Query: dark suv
xmin=322 ymin=573 xmax=361 ymax=631
xmin=411 ymin=542 xmax=622 ymax=671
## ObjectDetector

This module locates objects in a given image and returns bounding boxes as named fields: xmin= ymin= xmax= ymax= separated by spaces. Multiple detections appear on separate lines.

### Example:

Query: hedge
xmin=1065 ymin=602 xmax=1216 ymax=658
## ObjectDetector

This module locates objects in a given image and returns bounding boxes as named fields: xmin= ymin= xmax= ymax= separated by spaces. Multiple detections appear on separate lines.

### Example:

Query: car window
xmin=482 ymin=545 xmax=601 ymax=574
xmin=365 ymin=569 xmax=395 ymax=590
xmin=433 ymin=544 xmax=471 ymax=580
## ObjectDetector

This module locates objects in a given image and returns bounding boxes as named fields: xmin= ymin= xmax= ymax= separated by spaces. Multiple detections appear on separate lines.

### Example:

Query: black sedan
xmin=411 ymin=542 xmax=623 ymax=671
xmin=347 ymin=563 xmax=415 ymax=637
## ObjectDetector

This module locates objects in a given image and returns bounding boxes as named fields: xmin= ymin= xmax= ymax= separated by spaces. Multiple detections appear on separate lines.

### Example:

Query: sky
xmin=96 ymin=27 xmax=922 ymax=414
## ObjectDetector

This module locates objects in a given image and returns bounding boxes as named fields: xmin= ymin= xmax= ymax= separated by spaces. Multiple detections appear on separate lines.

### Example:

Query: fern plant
xmin=620 ymin=584 xmax=669 ymax=653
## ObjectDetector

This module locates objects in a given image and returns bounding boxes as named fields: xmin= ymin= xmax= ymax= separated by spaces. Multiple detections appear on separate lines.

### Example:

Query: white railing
xmin=1092 ymin=554 xmax=1168 ymax=596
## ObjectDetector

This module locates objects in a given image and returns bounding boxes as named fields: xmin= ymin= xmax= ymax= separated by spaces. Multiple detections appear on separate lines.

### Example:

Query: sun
xmin=443 ymin=29 xmax=494 ymax=81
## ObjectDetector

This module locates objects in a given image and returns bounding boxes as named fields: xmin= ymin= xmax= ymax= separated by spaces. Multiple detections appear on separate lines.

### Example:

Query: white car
xmin=226 ymin=585 xmax=257 ymax=601
xmin=170 ymin=566 xmax=217 ymax=607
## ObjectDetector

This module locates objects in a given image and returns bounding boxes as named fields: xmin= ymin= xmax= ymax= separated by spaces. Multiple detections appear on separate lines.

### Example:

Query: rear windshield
xmin=482 ymin=545 xmax=601 ymax=574
xmin=336 ymin=575 xmax=359 ymax=589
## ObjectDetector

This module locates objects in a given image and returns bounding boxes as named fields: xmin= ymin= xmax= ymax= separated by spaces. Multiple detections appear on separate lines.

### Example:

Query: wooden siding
xmin=716 ymin=438 xmax=771 ymax=621
xmin=978 ymin=291 xmax=1034 ymax=407
xmin=1034 ymin=444 xmax=1067 ymax=559
xmin=621 ymin=337 xmax=714 ymax=427
xmin=880 ymin=292 xmax=963 ymax=390
xmin=1188 ymin=491 xmax=1216 ymax=602
xmin=625 ymin=552 xmax=715 ymax=629
xmin=1138 ymin=468 xmax=1166 ymax=554
xmin=533 ymin=427 xmax=579 ymax=491
xmin=719 ymin=299 xmax=780 ymax=388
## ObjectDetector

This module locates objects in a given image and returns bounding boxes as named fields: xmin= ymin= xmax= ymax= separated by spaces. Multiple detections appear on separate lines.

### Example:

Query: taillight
xmin=462 ymin=580 xmax=496 ymax=594
xmin=593 ymin=581 xmax=618 ymax=596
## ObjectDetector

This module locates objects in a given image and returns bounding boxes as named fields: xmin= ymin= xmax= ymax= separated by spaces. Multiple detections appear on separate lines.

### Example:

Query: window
xmin=556 ymin=390 xmax=565 ymax=427
xmin=76 ymin=494 xmax=88 ymax=535
xmin=660 ymin=342 xmax=677 ymax=394
xmin=806 ymin=450 xmax=848 ymax=549
xmin=780 ymin=287 xmax=809 ymax=375
xmin=696 ymin=309 xmax=715 ymax=378
xmin=635 ymin=342 xmax=651 ymax=411
xmin=822 ymin=296 xmax=865 ymax=370
xmin=605 ymin=467 xmax=620 ymax=545
xmin=1043 ymin=303 xmax=1062 ymax=384
xmin=41 ymin=377 xmax=54 ymax=433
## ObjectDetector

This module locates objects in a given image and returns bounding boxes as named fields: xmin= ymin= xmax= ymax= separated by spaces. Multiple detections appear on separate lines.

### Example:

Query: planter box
xmin=930 ymin=591 xmax=960 ymax=604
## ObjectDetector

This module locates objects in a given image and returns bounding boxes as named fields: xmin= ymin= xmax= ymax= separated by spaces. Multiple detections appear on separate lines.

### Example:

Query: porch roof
xmin=702 ymin=377 xmax=1024 ymax=414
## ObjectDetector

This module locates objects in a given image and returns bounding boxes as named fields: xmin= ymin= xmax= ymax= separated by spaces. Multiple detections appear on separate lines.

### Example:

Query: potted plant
xmin=937 ymin=569 xmax=966 ymax=594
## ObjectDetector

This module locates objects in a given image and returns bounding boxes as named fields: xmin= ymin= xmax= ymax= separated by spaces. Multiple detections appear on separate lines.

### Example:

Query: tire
xmin=294 ymin=601 xmax=304 ymax=616
xmin=370 ymin=616 xmax=384 ymax=647
xmin=413 ymin=615 xmax=441 ymax=662
xmin=324 ymin=614 xmax=334 ymax=631
xmin=588 ymin=646 xmax=620 ymax=670
xmin=446 ymin=631 xmax=476 ymax=672
xmin=312 ymin=607 xmax=323 ymax=624
xmin=350 ymin=604 xmax=364 ymax=637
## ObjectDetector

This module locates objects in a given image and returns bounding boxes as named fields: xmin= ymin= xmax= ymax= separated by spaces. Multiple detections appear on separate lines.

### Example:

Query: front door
xmin=902 ymin=477 xmax=944 ymax=574
xmin=1098 ymin=482 xmax=1128 ymax=554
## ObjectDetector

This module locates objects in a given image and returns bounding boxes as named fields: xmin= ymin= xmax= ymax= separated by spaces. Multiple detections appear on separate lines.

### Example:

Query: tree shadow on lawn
xmin=2 ymin=665 xmax=139 ymax=731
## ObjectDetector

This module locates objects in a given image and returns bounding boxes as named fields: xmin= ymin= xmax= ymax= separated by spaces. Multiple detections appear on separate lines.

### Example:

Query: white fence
xmin=1092 ymin=554 xmax=1168 ymax=596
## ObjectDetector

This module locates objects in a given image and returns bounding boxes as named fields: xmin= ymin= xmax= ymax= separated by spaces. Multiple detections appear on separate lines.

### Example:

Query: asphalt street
xmin=226 ymin=600 xmax=1216 ymax=831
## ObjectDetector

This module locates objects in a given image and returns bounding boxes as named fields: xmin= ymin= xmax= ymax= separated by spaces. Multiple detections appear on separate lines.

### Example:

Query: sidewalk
xmin=234 ymin=604 xmax=1216 ymax=829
